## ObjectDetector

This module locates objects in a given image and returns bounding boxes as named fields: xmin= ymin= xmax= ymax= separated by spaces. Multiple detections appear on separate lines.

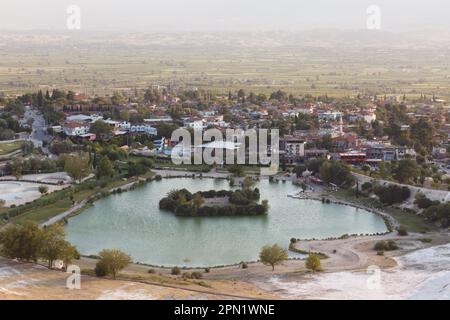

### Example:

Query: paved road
xmin=40 ymin=199 xmax=87 ymax=228
xmin=23 ymin=105 xmax=52 ymax=155
xmin=352 ymin=172 xmax=450 ymax=206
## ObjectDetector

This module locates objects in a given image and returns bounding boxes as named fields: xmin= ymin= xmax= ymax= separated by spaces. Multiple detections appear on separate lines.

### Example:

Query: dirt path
xmin=40 ymin=200 xmax=87 ymax=227
xmin=0 ymin=258 xmax=277 ymax=300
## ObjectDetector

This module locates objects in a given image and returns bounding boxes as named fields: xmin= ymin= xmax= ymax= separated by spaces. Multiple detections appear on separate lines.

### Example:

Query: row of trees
xmin=159 ymin=187 xmax=268 ymax=217
xmin=294 ymin=159 xmax=354 ymax=187
xmin=0 ymin=223 xmax=79 ymax=269
xmin=0 ymin=222 xmax=132 ymax=279
xmin=363 ymin=183 xmax=411 ymax=205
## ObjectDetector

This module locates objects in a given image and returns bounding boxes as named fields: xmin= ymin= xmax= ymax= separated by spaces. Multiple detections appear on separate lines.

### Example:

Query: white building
xmin=66 ymin=114 xmax=103 ymax=123
xmin=283 ymin=138 xmax=306 ymax=158
xmin=318 ymin=112 xmax=343 ymax=121
xmin=63 ymin=122 xmax=90 ymax=136
xmin=184 ymin=119 xmax=206 ymax=129
xmin=129 ymin=124 xmax=157 ymax=136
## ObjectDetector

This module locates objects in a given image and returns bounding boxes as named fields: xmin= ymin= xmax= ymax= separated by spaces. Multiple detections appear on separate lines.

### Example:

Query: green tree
xmin=320 ymin=160 xmax=354 ymax=187
xmin=394 ymin=159 xmax=418 ymax=184
xmin=89 ymin=120 xmax=112 ymax=140
xmin=228 ymin=165 xmax=244 ymax=177
xmin=192 ymin=193 xmax=205 ymax=209
xmin=0 ymin=223 xmax=43 ymax=262
xmin=95 ymin=249 xmax=131 ymax=279
xmin=242 ymin=176 xmax=255 ymax=190
xmin=293 ymin=165 xmax=307 ymax=178
xmin=64 ymin=153 xmax=91 ymax=183
xmin=40 ymin=224 xmax=71 ymax=268
xmin=60 ymin=243 xmax=80 ymax=270
xmin=11 ymin=158 xmax=23 ymax=180
xmin=374 ymin=184 xmax=411 ymax=205
xmin=410 ymin=119 xmax=435 ymax=152
xmin=305 ymin=253 xmax=322 ymax=272
xmin=38 ymin=185 xmax=48 ymax=195
xmin=259 ymin=244 xmax=288 ymax=271
xmin=96 ymin=156 xmax=114 ymax=179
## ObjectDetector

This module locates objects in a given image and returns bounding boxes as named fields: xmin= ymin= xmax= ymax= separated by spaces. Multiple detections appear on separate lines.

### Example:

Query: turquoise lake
xmin=66 ymin=178 xmax=387 ymax=267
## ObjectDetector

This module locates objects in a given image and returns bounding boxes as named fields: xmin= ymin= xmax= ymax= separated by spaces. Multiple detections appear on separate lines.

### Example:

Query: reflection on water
xmin=66 ymin=178 xmax=387 ymax=267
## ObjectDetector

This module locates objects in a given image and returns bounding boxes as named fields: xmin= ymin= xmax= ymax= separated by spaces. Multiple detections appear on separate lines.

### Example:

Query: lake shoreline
xmin=64 ymin=169 xmax=390 ymax=268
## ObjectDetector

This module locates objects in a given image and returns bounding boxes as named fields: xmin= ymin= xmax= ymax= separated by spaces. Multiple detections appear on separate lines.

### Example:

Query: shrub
xmin=94 ymin=262 xmax=108 ymax=277
xmin=154 ymin=174 xmax=162 ymax=181
xmin=191 ymin=271 xmax=203 ymax=279
xmin=204 ymin=268 xmax=210 ymax=273
xmin=240 ymin=262 xmax=248 ymax=269
xmin=171 ymin=266 xmax=181 ymax=275
xmin=415 ymin=193 xmax=437 ymax=209
xmin=397 ymin=226 xmax=408 ymax=236
xmin=148 ymin=269 xmax=155 ymax=274
xmin=182 ymin=272 xmax=192 ymax=279
xmin=38 ymin=185 xmax=48 ymax=195
xmin=95 ymin=249 xmax=131 ymax=279
xmin=139 ymin=158 xmax=154 ymax=168
xmin=127 ymin=163 xmax=149 ymax=177
xmin=374 ymin=185 xmax=411 ymax=205
xmin=387 ymin=240 xmax=399 ymax=250
xmin=374 ymin=240 xmax=398 ymax=251
xmin=361 ymin=182 xmax=373 ymax=193
xmin=305 ymin=253 xmax=322 ymax=272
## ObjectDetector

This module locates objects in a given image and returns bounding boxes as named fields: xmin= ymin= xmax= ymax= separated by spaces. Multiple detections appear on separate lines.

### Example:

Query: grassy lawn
xmin=0 ymin=141 xmax=23 ymax=156
xmin=12 ymin=199 xmax=73 ymax=225
xmin=10 ymin=171 xmax=155 ymax=225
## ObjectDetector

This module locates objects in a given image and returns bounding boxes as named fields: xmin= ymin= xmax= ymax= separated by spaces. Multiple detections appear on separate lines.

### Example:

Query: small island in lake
xmin=159 ymin=188 xmax=269 ymax=216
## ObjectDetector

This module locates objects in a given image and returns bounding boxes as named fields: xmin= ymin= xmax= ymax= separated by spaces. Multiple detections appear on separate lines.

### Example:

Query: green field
xmin=1 ymin=31 xmax=449 ymax=100
xmin=0 ymin=141 xmax=23 ymax=156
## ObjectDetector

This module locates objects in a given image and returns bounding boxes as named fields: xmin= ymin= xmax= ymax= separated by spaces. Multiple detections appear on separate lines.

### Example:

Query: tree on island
xmin=242 ymin=176 xmax=255 ymax=190
xmin=95 ymin=249 xmax=131 ymax=279
xmin=305 ymin=253 xmax=322 ymax=273
xmin=228 ymin=165 xmax=244 ymax=177
xmin=259 ymin=244 xmax=288 ymax=271
xmin=192 ymin=193 xmax=205 ymax=209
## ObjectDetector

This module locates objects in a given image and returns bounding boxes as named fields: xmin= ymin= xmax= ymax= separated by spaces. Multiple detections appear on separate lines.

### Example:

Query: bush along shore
xmin=159 ymin=188 xmax=269 ymax=217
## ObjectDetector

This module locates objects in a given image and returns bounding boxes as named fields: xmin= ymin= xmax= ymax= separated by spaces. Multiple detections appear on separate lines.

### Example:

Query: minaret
xmin=339 ymin=115 xmax=344 ymax=136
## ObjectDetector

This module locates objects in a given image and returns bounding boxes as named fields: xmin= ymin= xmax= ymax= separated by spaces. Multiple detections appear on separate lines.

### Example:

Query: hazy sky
xmin=0 ymin=0 xmax=449 ymax=32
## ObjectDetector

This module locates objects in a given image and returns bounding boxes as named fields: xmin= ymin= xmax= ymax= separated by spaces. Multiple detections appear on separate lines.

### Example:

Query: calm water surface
xmin=66 ymin=178 xmax=387 ymax=267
